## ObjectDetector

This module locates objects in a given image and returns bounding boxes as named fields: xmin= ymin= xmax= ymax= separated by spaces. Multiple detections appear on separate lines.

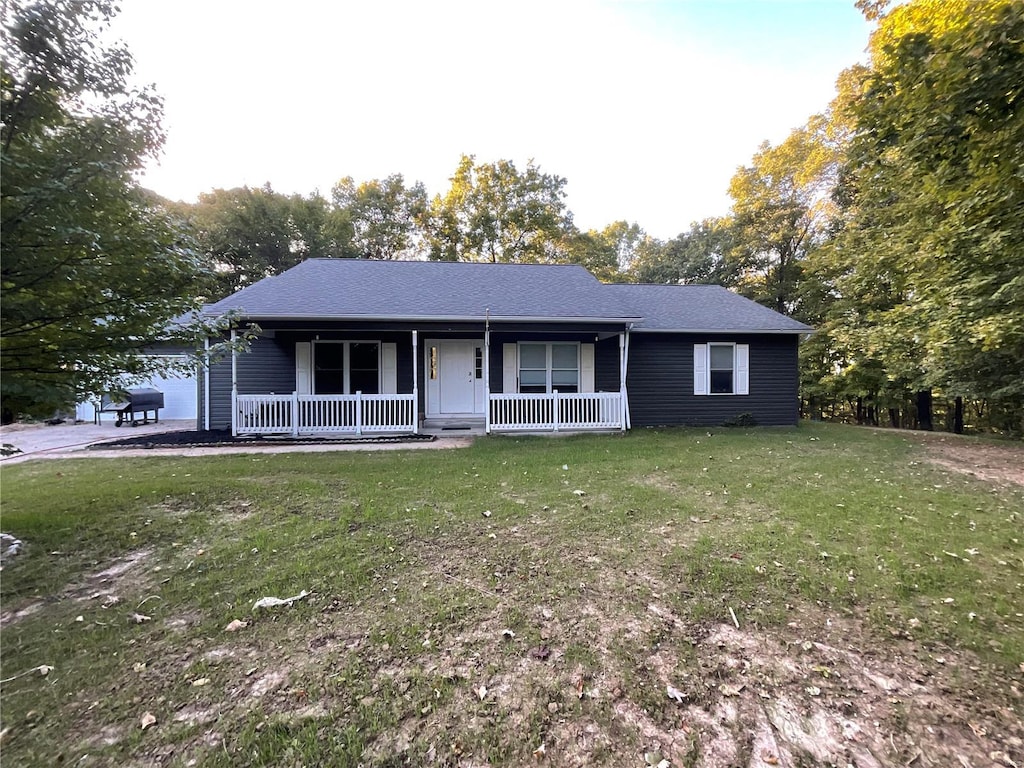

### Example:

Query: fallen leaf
xmin=805 ymin=685 xmax=822 ymax=696
xmin=140 ymin=711 xmax=156 ymax=730
xmin=572 ymin=489 xmax=586 ymax=496
xmin=129 ymin=613 xmax=151 ymax=624
xmin=762 ymin=751 xmax=780 ymax=766
xmin=533 ymin=743 xmax=546 ymax=759
xmin=476 ymin=685 xmax=487 ymax=701
xmin=37 ymin=665 xmax=53 ymax=677
xmin=719 ymin=683 xmax=744 ymax=697
xmin=666 ymin=684 xmax=686 ymax=703
xmin=191 ymin=678 xmax=210 ymax=687
xmin=501 ymin=629 xmax=515 ymax=641
xmin=133 ymin=662 xmax=147 ymax=673
xmin=225 ymin=619 xmax=248 ymax=632
xmin=482 ymin=510 xmax=492 ymax=518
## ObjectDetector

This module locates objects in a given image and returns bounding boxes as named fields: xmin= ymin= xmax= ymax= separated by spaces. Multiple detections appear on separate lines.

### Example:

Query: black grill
xmin=95 ymin=388 xmax=164 ymax=427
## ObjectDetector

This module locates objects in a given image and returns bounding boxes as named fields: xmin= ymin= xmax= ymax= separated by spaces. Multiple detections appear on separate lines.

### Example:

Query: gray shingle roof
xmin=204 ymin=259 xmax=811 ymax=333
xmin=607 ymin=284 xmax=812 ymax=333
xmin=205 ymin=259 xmax=638 ymax=322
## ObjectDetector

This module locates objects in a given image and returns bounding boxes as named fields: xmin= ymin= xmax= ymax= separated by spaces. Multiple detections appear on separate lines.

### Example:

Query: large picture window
xmin=313 ymin=342 xmax=380 ymax=394
xmin=519 ymin=343 xmax=579 ymax=393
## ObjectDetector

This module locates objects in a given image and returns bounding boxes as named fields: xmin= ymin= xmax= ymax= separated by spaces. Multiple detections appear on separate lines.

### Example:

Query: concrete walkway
xmin=0 ymin=420 xmax=472 ymax=465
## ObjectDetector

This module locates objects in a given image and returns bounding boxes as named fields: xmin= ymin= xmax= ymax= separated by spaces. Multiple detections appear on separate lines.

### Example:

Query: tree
xmin=561 ymin=221 xmax=645 ymax=282
xmin=331 ymin=174 xmax=428 ymax=261
xmin=727 ymin=114 xmax=843 ymax=318
xmin=630 ymin=217 xmax=740 ymax=286
xmin=424 ymin=155 xmax=575 ymax=263
xmin=183 ymin=185 xmax=350 ymax=297
xmin=1 ymin=0 xmax=218 ymax=420
xmin=837 ymin=0 xmax=1024 ymax=432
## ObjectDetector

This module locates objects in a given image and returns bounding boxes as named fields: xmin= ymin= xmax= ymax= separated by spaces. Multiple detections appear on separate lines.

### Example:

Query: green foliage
xmin=183 ymin=184 xmax=351 ymax=297
xmin=831 ymin=0 xmax=1024 ymax=432
xmin=562 ymin=220 xmax=643 ymax=282
xmin=424 ymin=154 xmax=575 ymax=263
xmin=630 ymin=217 xmax=740 ymax=286
xmin=331 ymin=174 xmax=428 ymax=261
xmin=0 ymin=0 xmax=217 ymax=419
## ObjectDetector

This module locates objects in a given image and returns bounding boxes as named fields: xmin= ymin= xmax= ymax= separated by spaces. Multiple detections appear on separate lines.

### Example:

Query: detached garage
xmin=76 ymin=354 xmax=199 ymax=425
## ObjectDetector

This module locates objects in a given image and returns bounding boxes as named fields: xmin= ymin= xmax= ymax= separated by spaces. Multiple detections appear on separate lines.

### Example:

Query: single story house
xmin=200 ymin=259 xmax=811 ymax=436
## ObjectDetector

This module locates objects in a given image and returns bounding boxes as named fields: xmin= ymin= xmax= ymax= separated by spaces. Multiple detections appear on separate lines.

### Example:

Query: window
xmin=313 ymin=341 xmax=379 ymax=394
xmin=709 ymin=343 xmax=734 ymax=394
xmin=694 ymin=343 xmax=749 ymax=396
xmin=474 ymin=347 xmax=483 ymax=379
xmin=519 ymin=343 xmax=579 ymax=393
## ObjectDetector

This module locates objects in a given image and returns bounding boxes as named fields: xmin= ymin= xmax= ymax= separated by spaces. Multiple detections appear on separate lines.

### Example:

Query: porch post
xmin=484 ymin=311 xmax=491 ymax=434
xmin=411 ymin=330 xmax=419 ymax=434
xmin=355 ymin=391 xmax=363 ymax=436
xmin=230 ymin=328 xmax=238 ymax=437
xmin=291 ymin=392 xmax=299 ymax=437
xmin=622 ymin=327 xmax=632 ymax=431
xmin=553 ymin=389 xmax=560 ymax=432
xmin=203 ymin=336 xmax=210 ymax=431
xmin=618 ymin=332 xmax=626 ymax=432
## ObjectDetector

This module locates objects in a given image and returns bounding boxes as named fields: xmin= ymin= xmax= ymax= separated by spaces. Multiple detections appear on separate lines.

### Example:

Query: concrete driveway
xmin=0 ymin=420 xmax=472 ymax=465
xmin=0 ymin=419 xmax=195 ymax=463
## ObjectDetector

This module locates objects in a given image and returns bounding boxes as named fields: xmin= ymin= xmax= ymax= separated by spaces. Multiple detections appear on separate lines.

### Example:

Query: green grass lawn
xmin=1 ymin=424 xmax=1021 ymax=767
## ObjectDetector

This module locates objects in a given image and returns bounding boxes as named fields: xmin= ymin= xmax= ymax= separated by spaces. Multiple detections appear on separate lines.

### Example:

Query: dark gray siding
xmin=626 ymin=333 xmax=800 ymax=427
xmin=208 ymin=334 xmax=294 ymax=430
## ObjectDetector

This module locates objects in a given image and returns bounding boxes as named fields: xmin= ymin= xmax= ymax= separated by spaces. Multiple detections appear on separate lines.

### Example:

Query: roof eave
xmin=202 ymin=311 xmax=642 ymax=324
xmin=632 ymin=327 xmax=814 ymax=334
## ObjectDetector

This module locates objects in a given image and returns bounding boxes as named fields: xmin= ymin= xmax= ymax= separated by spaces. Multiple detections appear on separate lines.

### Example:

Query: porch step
xmin=421 ymin=417 xmax=486 ymax=436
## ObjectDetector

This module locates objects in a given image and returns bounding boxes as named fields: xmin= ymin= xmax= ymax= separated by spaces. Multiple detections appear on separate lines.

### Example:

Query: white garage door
xmin=143 ymin=357 xmax=198 ymax=420
xmin=76 ymin=355 xmax=198 ymax=422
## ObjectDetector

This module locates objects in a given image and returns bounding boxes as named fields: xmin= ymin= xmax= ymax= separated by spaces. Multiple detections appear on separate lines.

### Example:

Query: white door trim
xmin=424 ymin=339 xmax=485 ymax=417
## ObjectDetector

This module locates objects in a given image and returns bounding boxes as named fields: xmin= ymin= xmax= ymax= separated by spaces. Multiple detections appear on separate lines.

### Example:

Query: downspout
xmin=484 ymin=308 xmax=491 ymax=434
xmin=203 ymin=336 xmax=210 ymax=431
xmin=230 ymin=327 xmax=238 ymax=437
xmin=412 ymin=330 xmax=419 ymax=434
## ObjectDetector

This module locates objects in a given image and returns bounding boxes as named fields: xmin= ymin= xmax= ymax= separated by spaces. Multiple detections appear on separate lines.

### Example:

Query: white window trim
xmin=695 ymin=342 xmax=749 ymax=396
xmin=517 ymin=341 xmax=580 ymax=394
xmin=312 ymin=340 xmax=381 ymax=395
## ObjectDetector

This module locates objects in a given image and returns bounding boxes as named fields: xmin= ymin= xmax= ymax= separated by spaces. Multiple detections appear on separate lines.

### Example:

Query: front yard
xmin=1 ymin=424 xmax=1021 ymax=766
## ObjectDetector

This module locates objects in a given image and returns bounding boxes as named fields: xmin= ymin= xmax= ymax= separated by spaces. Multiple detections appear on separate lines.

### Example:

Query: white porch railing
xmin=489 ymin=391 xmax=623 ymax=432
xmin=235 ymin=392 xmax=416 ymax=436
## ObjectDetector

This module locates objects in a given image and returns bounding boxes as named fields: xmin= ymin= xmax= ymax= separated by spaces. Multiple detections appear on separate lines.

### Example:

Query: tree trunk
xmin=953 ymin=396 xmax=964 ymax=434
xmin=856 ymin=397 xmax=864 ymax=425
xmin=889 ymin=407 xmax=899 ymax=428
xmin=916 ymin=390 xmax=934 ymax=431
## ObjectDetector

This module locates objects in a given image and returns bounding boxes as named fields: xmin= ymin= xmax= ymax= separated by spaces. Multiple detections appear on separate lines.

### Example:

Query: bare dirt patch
xmin=0 ymin=548 xmax=154 ymax=628
xmin=918 ymin=434 xmax=1024 ymax=487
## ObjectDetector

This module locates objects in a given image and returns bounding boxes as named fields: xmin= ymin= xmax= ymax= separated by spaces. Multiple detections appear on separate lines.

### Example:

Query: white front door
xmin=426 ymin=340 xmax=484 ymax=416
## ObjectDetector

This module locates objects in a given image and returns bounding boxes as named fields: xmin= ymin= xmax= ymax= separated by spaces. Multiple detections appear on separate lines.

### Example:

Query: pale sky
xmin=111 ymin=0 xmax=872 ymax=241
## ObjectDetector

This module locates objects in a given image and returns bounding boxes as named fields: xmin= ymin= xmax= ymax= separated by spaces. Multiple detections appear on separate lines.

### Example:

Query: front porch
xmin=233 ymin=391 xmax=625 ymax=437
